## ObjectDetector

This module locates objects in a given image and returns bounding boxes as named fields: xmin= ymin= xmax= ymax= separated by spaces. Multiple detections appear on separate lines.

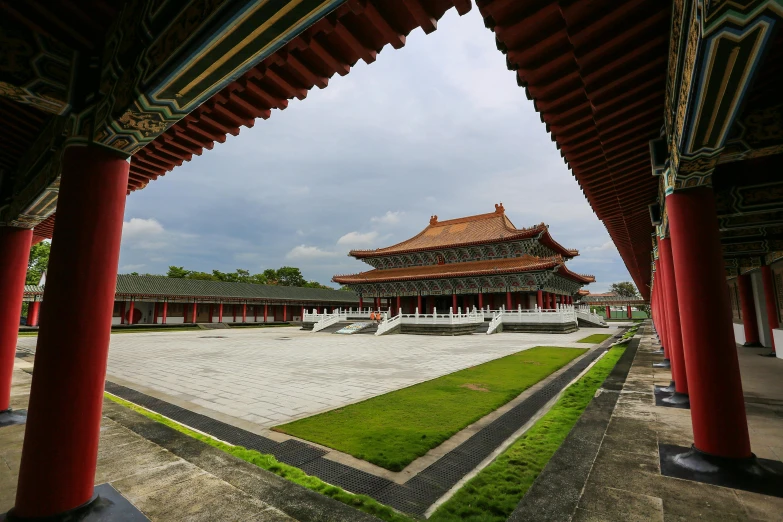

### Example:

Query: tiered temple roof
xmin=349 ymin=204 xmax=578 ymax=259
xmin=333 ymin=206 xmax=594 ymax=293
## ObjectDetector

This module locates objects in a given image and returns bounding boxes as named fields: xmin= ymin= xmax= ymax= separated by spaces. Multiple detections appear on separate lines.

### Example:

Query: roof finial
xmin=430 ymin=215 xmax=438 ymax=225
xmin=494 ymin=202 xmax=505 ymax=215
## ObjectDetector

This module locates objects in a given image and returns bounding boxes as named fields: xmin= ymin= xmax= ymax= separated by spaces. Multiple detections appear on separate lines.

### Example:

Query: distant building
xmin=333 ymin=204 xmax=595 ymax=314
xmin=22 ymin=275 xmax=359 ymax=326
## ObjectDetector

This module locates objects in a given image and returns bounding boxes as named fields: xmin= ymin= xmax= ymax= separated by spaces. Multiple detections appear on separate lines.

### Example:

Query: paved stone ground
xmin=17 ymin=326 xmax=614 ymax=431
xmin=0 ymin=366 xmax=377 ymax=521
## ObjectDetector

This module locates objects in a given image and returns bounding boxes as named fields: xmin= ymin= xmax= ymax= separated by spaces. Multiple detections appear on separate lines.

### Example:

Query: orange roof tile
xmin=333 ymin=255 xmax=595 ymax=285
xmin=350 ymin=205 xmax=578 ymax=259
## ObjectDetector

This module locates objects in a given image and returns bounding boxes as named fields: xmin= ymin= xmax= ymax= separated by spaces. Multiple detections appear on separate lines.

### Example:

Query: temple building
xmin=22 ymin=275 xmax=359 ymax=327
xmin=332 ymin=204 xmax=595 ymax=317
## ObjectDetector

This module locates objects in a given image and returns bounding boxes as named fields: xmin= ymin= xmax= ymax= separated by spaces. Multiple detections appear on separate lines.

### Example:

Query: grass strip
xmin=104 ymin=393 xmax=413 ymax=522
xmin=577 ymin=333 xmax=612 ymax=344
xmin=430 ymin=346 xmax=626 ymax=522
xmin=274 ymin=347 xmax=587 ymax=471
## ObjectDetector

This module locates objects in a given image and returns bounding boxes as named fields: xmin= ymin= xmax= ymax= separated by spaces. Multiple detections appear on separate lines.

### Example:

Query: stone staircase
xmin=197 ymin=323 xmax=231 ymax=330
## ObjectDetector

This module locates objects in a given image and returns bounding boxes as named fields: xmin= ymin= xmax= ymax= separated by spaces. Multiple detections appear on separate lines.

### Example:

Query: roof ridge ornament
xmin=494 ymin=202 xmax=505 ymax=214
xmin=430 ymin=215 xmax=438 ymax=225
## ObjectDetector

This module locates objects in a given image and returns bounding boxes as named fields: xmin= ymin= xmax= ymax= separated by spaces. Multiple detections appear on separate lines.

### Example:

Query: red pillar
xmin=153 ymin=302 xmax=159 ymax=324
xmin=14 ymin=145 xmax=129 ymax=517
xmin=162 ymin=301 xmax=168 ymax=324
xmin=506 ymin=291 xmax=512 ymax=309
xmin=761 ymin=265 xmax=778 ymax=353
xmin=263 ymin=303 xmax=267 ymax=322
xmin=417 ymin=294 xmax=422 ymax=313
xmin=0 ymin=227 xmax=33 ymax=412
xmin=627 ymin=304 xmax=632 ymax=318
xmin=659 ymin=237 xmax=688 ymax=396
xmin=396 ymin=295 xmax=401 ymax=315
xmin=191 ymin=301 xmax=198 ymax=323
xmin=668 ymin=187 xmax=750 ymax=458
xmin=478 ymin=292 xmax=484 ymax=309
xmin=452 ymin=293 xmax=458 ymax=312
xmin=536 ymin=290 xmax=543 ymax=309
xmin=655 ymin=257 xmax=671 ymax=359
xmin=218 ymin=302 xmax=223 ymax=322
xmin=128 ymin=299 xmax=135 ymax=325
xmin=242 ymin=303 xmax=247 ymax=323
xmin=283 ymin=304 xmax=288 ymax=321
xmin=375 ymin=297 xmax=380 ymax=309
xmin=119 ymin=301 xmax=126 ymax=325
xmin=605 ymin=305 xmax=611 ymax=319
xmin=737 ymin=274 xmax=761 ymax=346
xmin=27 ymin=301 xmax=41 ymax=328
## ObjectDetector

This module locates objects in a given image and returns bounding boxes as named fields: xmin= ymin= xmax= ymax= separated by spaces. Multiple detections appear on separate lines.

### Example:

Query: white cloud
xmin=119 ymin=264 xmax=146 ymax=272
xmin=336 ymin=231 xmax=378 ymax=246
xmin=371 ymin=211 xmax=403 ymax=225
xmin=285 ymin=245 xmax=340 ymax=260
xmin=584 ymin=241 xmax=617 ymax=253
xmin=123 ymin=218 xmax=164 ymax=239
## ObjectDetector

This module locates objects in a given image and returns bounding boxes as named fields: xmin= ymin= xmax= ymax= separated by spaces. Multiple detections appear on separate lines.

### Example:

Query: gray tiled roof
xmin=23 ymin=275 xmax=359 ymax=303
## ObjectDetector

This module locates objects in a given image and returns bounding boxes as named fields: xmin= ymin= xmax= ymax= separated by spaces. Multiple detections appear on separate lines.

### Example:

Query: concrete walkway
xmin=571 ymin=324 xmax=783 ymax=520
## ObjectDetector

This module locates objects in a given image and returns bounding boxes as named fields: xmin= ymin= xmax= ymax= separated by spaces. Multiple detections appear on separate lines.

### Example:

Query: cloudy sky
xmin=119 ymin=7 xmax=630 ymax=292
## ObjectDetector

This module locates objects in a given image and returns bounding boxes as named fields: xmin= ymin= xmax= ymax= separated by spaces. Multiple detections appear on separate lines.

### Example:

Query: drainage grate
xmin=104 ymin=345 xmax=610 ymax=517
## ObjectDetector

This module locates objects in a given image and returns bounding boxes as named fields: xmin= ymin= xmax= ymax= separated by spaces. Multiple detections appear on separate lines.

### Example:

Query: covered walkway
xmin=510 ymin=322 xmax=783 ymax=520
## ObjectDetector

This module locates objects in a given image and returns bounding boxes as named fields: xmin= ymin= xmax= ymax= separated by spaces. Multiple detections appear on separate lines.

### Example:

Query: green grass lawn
xmin=577 ymin=333 xmax=613 ymax=344
xmin=430 ymin=346 xmax=626 ymax=522
xmin=274 ymin=347 xmax=587 ymax=471
xmin=105 ymin=394 xmax=414 ymax=522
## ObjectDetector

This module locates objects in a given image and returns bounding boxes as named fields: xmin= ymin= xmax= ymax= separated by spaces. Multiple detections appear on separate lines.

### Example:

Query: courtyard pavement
xmin=20 ymin=326 xmax=615 ymax=432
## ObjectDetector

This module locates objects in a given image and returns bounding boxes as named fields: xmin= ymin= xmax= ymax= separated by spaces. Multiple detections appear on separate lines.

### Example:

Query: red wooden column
xmin=478 ymin=292 xmax=484 ymax=309
xmin=668 ymin=187 xmax=751 ymax=459
xmin=263 ymin=304 xmax=267 ymax=322
xmin=242 ymin=303 xmax=247 ymax=323
xmin=27 ymin=301 xmax=41 ymax=327
xmin=128 ymin=300 xmax=135 ymax=324
xmin=191 ymin=301 xmax=198 ymax=323
xmin=452 ymin=293 xmax=458 ymax=312
xmin=760 ymin=265 xmax=778 ymax=354
xmin=162 ymin=301 xmax=168 ymax=324
xmin=659 ymin=237 xmax=688 ymax=401
xmin=375 ymin=297 xmax=380 ymax=310
xmin=207 ymin=304 xmax=213 ymax=323
xmin=417 ymin=294 xmax=422 ymax=313
xmin=626 ymin=304 xmax=632 ymax=318
xmin=505 ymin=291 xmax=512 ymax=310
xmin=396 ymin=296 xmax=401 ymax=315
xmin=283 ymin=304 xmax=288 ymax=321
xmin=153 ymin=302 xmax=159 ymax=324
xmin=736 ymin=274 xmax=760 ymax=346
xmin=14 ymin=145 xmax=129 ymax=517
xmin=605 ymin=305 xmax=611 ymax=319
xmin=536 ymin=290 xmax=543 ymax=309
xmin=119 ymin=301 xmax=126 ymax=324
xmin=218 ymin=302 xmax=223 ymax=322
xmin=655 ymin=257 xmax=670 ymax=359
xmin=0 ymin=226 xmax=33 ymax=413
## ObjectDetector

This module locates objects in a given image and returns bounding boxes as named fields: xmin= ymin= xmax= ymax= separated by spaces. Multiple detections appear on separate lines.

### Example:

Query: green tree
xmin=275 ymin=266 xmax=306 ymax=287
xmin=262 ymin=268 xmax=278 ymax=285
xmin=27 ymin=241 xmax=50 ymax=285
xmin=188 ymin=271 xmax=216 ymax=281
xmin=167 ymin=266 xmax=190 ymax=278
xmin=610 ymin=281 xmax=639 ymax=298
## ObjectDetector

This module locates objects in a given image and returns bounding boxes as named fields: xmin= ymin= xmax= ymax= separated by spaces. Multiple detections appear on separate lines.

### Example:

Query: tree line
xmin=128 ymin=266 xmax=337 ymax=290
